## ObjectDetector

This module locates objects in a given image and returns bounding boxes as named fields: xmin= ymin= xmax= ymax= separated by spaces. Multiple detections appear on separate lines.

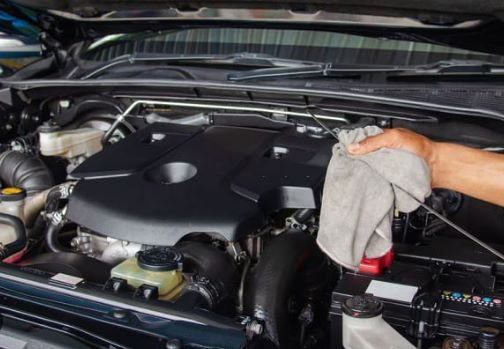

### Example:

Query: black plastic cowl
xmin=0 ymin=151 xmax=54 ymax=194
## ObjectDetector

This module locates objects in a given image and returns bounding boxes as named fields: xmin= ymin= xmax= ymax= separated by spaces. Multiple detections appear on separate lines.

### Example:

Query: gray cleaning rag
xmin=317 ymin=126 xmax=432 ymax=271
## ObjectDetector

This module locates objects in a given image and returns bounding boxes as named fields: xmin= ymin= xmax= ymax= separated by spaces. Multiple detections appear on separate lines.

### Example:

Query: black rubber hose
xmin=244 ymin=231 xmax=329 ymax=349
xmin=176 ymin=241 xmax=239 ymax=312
xmin=0 ymin=213 xmax=27 ymax=259
xmin=45 ymin=220 xmax=70 ymax=253
xmin=293 ymin=209 xmax=314 ymax=223
xmin=174 ymin=289 xmax=211 ymax=309
xmin=28 ymin=213 xmax=47 ymax=240
xmin=0 ymin=151 xmax=54 ymax=194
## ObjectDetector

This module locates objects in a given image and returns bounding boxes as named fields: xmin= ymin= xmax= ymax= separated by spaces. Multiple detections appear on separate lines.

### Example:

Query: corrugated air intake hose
xmin=244 ymin=231 xmax=331 ymax=349
xmin=0 ymin=150 xmax=54 ymax=194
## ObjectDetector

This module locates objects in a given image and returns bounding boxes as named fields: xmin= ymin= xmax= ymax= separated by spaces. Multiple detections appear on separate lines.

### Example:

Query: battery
xmin=329 ymin=261 xmax=504 ymax=348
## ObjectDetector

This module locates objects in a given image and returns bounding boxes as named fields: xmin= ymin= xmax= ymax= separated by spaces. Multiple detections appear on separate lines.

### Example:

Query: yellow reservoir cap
xmin=0 ymin=187 xmax=26 ymax=201
xmin=1 ymin=187 xmax=23 ymax=195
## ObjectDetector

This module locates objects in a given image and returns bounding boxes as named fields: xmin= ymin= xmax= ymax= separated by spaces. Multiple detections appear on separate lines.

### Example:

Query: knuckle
xmin=361 ymin=136 xmax=379 ymax=151
xmin=387 ymin=128 xmax=401 ymax=138
xmin=386 ymin=129 xmax=402 ymax=144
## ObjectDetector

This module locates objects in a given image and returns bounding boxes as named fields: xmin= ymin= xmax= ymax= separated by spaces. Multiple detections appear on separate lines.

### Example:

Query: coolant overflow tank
xmin=111 ymin=247 xmax=185 ymax=301
xmin=342 ymin=294 xmax=383 ymax=318
xmin=342 ymin=295 xmax=415 ymax=349
xmin=0 ymin=187 xmax=26 ymax=246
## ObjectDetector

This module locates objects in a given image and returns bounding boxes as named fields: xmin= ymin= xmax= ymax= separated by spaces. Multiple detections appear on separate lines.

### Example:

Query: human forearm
xmin=348 ymin=128 xmax=504 ymax=207
xmin=431 ymin=143 xmax=504 ymax=206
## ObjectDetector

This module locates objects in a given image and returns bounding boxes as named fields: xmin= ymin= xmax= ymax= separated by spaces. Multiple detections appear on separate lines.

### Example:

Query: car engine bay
xmin=0 ymin=91 xmax=502 ymax=349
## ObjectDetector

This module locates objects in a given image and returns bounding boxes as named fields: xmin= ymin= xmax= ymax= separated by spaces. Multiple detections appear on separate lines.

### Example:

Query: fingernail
xmin=347 ymin=143 xmax=360 ymax=153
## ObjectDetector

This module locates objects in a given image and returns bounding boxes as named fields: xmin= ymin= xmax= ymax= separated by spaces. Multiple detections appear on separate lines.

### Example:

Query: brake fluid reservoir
xmin=111 ymin=247 xmax=185 ymax=301
xmin=0 ymin=187 xmax=26 ymax=245
xmin=39 ymin=126 xmax=104 ymax=158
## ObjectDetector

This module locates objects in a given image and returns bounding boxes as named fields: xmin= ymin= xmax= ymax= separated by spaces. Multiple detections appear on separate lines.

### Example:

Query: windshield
xmin=81 ymin=27 xmax=504 ymax=67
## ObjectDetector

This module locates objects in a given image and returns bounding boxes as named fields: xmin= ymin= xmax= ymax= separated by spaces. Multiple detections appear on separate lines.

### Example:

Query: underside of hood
xmin=10 ymin=0 xmax=504 ymax=22
xmin=6 ymin=0 xmax=504 ymax=57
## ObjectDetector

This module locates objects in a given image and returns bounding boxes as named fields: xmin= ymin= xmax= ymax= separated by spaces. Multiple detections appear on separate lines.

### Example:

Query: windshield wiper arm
xmin=227 ymin=63 xmax=414 ymax=82
xmin=79 ymin=53 xmax=322 ymax=80
xmin=79 ymin=54 xmax=504 ymax=81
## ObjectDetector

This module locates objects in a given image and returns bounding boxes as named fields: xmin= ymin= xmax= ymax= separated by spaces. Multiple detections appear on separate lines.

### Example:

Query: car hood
xmin=5 ymin=0 xmax=504 ymax=55
xmin=9 ymin=0 xmax=504 ymax=21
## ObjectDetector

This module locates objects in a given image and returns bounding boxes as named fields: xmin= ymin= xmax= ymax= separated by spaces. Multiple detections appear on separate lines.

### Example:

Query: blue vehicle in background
xmin=0 ymin=8 xmax=39 ymax=75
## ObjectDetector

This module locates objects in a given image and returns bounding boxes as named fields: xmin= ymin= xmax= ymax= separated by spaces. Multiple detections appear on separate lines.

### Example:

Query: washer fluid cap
xmin=137 ymin=247 xmax=183 ymax=272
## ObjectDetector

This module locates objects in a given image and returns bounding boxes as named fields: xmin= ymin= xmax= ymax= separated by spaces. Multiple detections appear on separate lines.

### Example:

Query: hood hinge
xmin=38 ymin=32 xmax=67 ymax=68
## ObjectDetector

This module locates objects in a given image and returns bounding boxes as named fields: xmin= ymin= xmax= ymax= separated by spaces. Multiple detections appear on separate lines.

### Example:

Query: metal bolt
xmin=59 ymin=100 xmax=71 ymax=109
xmin=112 ymin=309 xmax=128 ymax=319
xmin=299 ymin=304 xmax=314 ymax=325
xmin=253 ymin=309 xmax=266 ymax=321
xmin=165 ymin=339 xmax=181 ymax=349
xmin=51 ymin=211 xmax=64 ymax=225
xmin=70 ymin=239 xmax=78 ymax=248
xmin=449 ymin=336 xmax=467 ymax=349
xmin=143 ymin=288 xmax=153 ymax=299
xmin=378 ymin=119 xmax=389 ymax=127
xmin=246 ymin=319 xmax=264 ymax=338
xmin=112 ymin=281 xmax=122 ymax=293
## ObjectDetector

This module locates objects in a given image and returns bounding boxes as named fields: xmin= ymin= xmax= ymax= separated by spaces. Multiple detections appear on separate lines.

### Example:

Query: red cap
xmin=358 ymin=249 xmax=394 ymax=275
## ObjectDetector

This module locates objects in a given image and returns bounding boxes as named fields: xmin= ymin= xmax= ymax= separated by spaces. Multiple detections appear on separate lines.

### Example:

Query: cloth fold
xmin=317 ymin=126 xmax=431 ymax=271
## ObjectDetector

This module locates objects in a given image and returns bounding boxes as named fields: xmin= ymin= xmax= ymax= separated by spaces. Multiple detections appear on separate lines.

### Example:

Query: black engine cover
xmin=67 ymin=123 xmax=333 ymax=245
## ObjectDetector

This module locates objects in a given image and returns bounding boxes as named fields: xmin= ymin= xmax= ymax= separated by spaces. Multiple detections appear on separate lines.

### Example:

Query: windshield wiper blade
xmin=405 ymin=59 xmax=504 ymax=74
xmin=82 ymin=54 xmax=504 ymax=82
xmin=79 ymin=53 xmax=322 ymax=80
xmin=227 ymin=63 xmax=414 ymax=82
xmin=227 ymin=59 xmax=504 ymax=82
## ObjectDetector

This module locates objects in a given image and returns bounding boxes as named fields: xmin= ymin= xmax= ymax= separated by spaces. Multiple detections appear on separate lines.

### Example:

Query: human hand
xmin=346 ymin=127 xmax=504 ymax=206
xmin=347 ymin=128 xmax=439 ymax=185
